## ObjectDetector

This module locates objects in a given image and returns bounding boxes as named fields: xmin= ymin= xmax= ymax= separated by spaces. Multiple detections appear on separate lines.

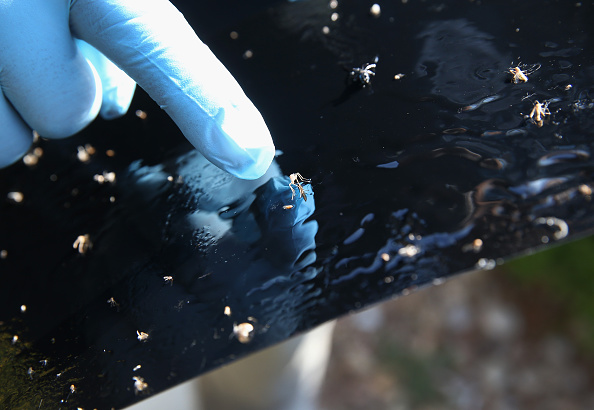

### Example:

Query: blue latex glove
xmin=0 ymin=0 xmax=275 ymax=180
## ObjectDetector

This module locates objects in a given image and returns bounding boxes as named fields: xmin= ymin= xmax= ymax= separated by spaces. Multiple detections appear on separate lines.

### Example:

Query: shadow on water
xmin=1 ymin=0 xmax=594 ymax=407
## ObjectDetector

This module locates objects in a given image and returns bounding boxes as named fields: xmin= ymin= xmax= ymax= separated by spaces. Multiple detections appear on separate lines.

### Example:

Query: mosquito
xmin=508 ymin=62 xmax=540 ymax=83
xmin=529 ymin=100 xmax=551 ymax=127
xmin=288 ymin=173 xmax=311 ymax=201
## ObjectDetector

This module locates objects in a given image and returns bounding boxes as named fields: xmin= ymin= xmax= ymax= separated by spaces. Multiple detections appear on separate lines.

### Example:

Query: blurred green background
xmin=503 ymin=235 xmax=594 ymax=355
xmin=322 ymin=235 xmax=594 ymax=409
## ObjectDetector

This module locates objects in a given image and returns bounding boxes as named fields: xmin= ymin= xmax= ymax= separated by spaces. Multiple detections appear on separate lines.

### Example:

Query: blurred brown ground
xmin=320 ymin=268 xmax=594 ymax=410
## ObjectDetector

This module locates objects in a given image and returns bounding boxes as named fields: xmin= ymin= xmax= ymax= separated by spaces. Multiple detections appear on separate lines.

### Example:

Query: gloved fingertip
xmin=99 ymin=105 xmax=126 ymax=120
xmin=229 ymin=144 xmax=276 ymax=180
xmin=99 ymin=86 xmax=134 ymax=120
xmin=98 ymin=71 xmax=136 ymax=120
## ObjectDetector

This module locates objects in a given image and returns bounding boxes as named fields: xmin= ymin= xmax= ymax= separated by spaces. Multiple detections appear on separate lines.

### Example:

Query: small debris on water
xmin=398 ymin=244 xmax=420 ymax=257
xmin=579 ymin=184 xmax=592 ymax=198
xmin=7 ymin=192 xmax=24 ymax=203
xmin=93 ymin=171 xmax=116 ymax=184
xmin=462 ymin=238 xmax=483 ymax=253
xmin=22 ymin=154 xmax=37 ymax=166
xmin=369 ymin=4 xmax=381 ymax=17
xmin=476 ymin=258 xmax=496 ymax=270
xmin=133 ymin=376 xmax=148 ymax=394
xmin=73 ymin=234 xmax=92 ymax=254
xmin=233 ymin=322 xmax=254 ymax=343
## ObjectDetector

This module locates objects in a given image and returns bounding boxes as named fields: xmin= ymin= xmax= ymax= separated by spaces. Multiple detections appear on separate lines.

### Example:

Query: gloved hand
xmin=0 ymin=0 xmax=275 ymax=180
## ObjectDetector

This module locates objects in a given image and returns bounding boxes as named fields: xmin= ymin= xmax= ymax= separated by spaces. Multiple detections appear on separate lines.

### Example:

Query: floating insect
xmin=73 ymin=234 xmax=92 ymax=254
xmin=288 ymin=173 xmax=311 ymax=201
xmin=349 ymin=57 xmax=378 ymax=86
xmin=233 ymin=322 xmax=254 ymax=344
xmin=133 ymin=376 xmax=148 ymax=394
xmin=508 ymin=63 xmax=540 ymax=83
xmin=93 ymin=171 xmax=116 ymax=184
xmin=529 ymin=100 xmax=551 ymax=127
xmin=76 ymin=144 xmax=95 ymax=162
xmin=579 ymin=184 xmax=592 ymax=197
xmin=137 ymin=330 xmax=149 ymax=342
xmin=7 ymin=191 xmax=24 ymax=203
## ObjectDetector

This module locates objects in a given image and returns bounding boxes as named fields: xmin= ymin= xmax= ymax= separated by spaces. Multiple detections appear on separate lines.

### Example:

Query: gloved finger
xmin=70 ymin=0 xmax=275 ymax=180
xmin=0 ymin=0 xmax=102 ymax=139
xmin=0 ymin=91 xmax=33 ymax=168
xmin=75 ymin=39 xmax=137 ymax=120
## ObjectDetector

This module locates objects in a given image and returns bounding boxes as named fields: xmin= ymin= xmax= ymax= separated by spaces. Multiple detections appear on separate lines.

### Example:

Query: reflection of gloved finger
xmin=0 ymin=92 xmax=33 ymax=168
xmin=70 ymin=0 xmax=275 ymax=180
xmin=75 ymin=40 xmax=137 ymax=120
xmin=0 ymin=1 xmax=102 ymax=139
xmin=254 ymin=176 xmax=318 ymax=269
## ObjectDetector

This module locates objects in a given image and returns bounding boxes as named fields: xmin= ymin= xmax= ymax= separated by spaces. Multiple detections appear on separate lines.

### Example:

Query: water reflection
xmin=0 ymin=148 xmax=319 ymax=409
xmin=120 ymin=149 xmax=320 ymax=331
xmin=416 ymin=19 xmax=509 ymax=105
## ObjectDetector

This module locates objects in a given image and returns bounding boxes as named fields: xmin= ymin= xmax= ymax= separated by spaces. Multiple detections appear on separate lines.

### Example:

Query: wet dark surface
xmin=2 ymin=0 xmax=594 ymax=408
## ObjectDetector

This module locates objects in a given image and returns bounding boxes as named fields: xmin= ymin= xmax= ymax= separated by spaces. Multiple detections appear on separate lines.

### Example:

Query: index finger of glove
xmin=69 ymin=0 xmax=275 ymax=180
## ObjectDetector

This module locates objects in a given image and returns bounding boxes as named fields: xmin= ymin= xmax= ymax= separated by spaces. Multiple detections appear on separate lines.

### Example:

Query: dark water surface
xmin=1 ymin=0 xmax=594 ymax=408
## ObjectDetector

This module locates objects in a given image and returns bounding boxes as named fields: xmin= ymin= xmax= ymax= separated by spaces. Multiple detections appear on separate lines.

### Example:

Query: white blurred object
xmin=198 ymin=321 xmax=336 ymax=410
xmin=125 ymin=321 xmax=336 ymax=410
